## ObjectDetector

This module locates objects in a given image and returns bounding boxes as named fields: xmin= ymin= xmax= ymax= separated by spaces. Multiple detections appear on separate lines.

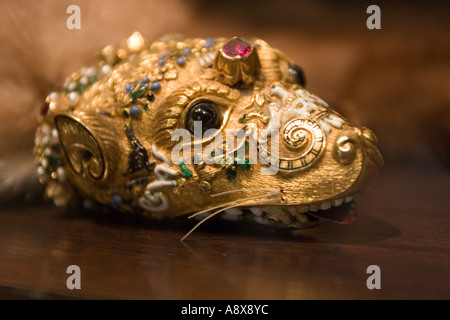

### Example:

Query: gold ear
xmin=54 ymin=114 xmax=119 ymax=181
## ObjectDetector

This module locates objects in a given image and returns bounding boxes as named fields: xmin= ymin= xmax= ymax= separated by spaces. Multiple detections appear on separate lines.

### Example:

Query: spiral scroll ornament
xmin=260 ymin=118 xmax=325 ymax=171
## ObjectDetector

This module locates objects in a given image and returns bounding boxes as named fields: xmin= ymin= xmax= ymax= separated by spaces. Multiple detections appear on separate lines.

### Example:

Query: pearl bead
xmin=67 ymin=81 xmax=77 ymax=91
xmin=41 ymin=158 xmax=49 ymax=167
xmin=57 ymin=167 xmax=66 ymax=182
xmin=43 ymin=148 xmax=51 ymax=157
xmin=79 ymin=76 xmax=89 ymax=86
xmin=84 ymin=67 xmax=97 ymax=77
xmin=40 ymin=124 xmax=50 ymax=135
xmin=50 ymin=129 xmax=59 ymax=145
xmin=41 ymin=136 xmax=49 ymax=146
xmin=37 ymin=166 xmax=46 ymax=176
xmin=48 ymin=92 xmax=59 ymax=101
xmin=100 ymin=65 xmax=112 ymax=76
xmin=68 ymin=91 xmax=80 ymax=106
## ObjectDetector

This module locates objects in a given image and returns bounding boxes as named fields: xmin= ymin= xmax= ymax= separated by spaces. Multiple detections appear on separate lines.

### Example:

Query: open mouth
xmin=218 ymin=195 xmax=357 ymax=229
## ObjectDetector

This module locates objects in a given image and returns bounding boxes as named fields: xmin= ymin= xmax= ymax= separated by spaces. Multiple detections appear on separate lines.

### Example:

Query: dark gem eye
xmin=146 ymin=92 xmax=155 ymax=102
xmin=288 ymin=64 xmax=306 ymax=87
xmin=186 ymin=100 xmax=222 ymax=136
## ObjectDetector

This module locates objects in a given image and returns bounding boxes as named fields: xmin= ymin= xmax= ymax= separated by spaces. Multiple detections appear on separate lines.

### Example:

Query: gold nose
xmin=333 ymin=127 xmax=384 ymax=168
xmin=360 ymin=127 xmax=384 ymax=168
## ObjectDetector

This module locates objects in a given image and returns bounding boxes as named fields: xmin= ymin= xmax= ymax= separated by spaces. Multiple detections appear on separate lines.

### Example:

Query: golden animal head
xmin=34 ymin=33 xmax=383 ymax=235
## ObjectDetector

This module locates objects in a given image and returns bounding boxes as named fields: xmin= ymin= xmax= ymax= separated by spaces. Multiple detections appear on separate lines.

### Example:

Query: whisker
xmin=188 ymin=191 xmax=280 ymax=219
xmin=210 ymin=187 xmax=279 ymax=198
xmin=181 ymin=198 xmax=277 ymax=242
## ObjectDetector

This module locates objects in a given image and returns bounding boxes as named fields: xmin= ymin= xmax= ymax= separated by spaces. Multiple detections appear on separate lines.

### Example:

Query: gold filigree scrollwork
xmin=333 ymin=131 xmax=358 ymax=165
xmin=260 ymin=118 xmax=325 ymax=171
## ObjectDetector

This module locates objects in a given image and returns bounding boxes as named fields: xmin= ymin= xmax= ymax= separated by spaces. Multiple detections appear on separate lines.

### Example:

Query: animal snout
xmin=333 ymin=127 xmax=383 ymax=168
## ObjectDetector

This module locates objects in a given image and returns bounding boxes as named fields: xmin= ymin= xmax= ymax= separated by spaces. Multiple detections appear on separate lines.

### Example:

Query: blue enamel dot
xmin=140 ymin=76 xmax=149 ymax=85
xmin=125 ymin=84 xmax=134 ymax=93
xmin=112 ymin=194 xmax=122 ymax=204
xmin=124 ymin=183 xmax=133 ymax=190
xmin=205 ymin=38 xmax=215 ymax=48
xmin=130 ymin=105 xmax=140 ymax=117
xmin=181 ymin=48 xmax=191 ymax=56
xmin=176 ymin=57 xmax=186 ymax=66
xmin=150 ymin=81 xmax=161 ymax=91
xmin=161 ymin=52 xmax=169 ymax=59
xmin=157 ymin=59 xmax=165 ymax=67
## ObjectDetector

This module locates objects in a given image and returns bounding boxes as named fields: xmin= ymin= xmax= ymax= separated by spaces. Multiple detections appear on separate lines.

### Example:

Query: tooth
xmin=333 ymin=198 xmax=344 ymax=206
xmin=344 ymin=196 xmax=354 ymax=203
xmin=261 ymin=207 xmax=293 ymax=224
xmin=310 ymin=204 xmax=319 ymax=212
xmin=254 ymin=216 xmax=272 ymax=225
xmin=287 ymin=207 xmax=297 ymax=215
xmin=221 ymin=214 xmax=240 ymax=221
xmin=320 ymin=201 xmax=331 ymax=210
xmin=280 ymin=208 xmax=295 ymax=224
xmin=298 ymin=206 xmax=309 ymax=213
xmin=250 ymin=207 xmax=263 ymax=217
xmin=295 ymin=213 xmax=310 ymax=225
xmin=225 ymin=208 xmax=244 ymax=216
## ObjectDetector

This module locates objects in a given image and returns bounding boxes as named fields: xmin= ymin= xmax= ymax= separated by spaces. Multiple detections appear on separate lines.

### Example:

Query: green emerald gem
xmin=227 ymin=168 xmax=237 ymax=180
xmin=49 ymin=154 xmax=60 ymax=166
xmin=178 ymin=160 xmax=193 ymax=179
xmin=238 ymin=114 xmax=248 ymax=123
xmin=77 ymin=85 xmax=87 ymax=93
xmin=238 ymin=158 xmax=250 ymax=171
xmin=131 ymin=86 xmax=146 ymax=102
xmin=88 ymin=76 xmax=97 ymax=84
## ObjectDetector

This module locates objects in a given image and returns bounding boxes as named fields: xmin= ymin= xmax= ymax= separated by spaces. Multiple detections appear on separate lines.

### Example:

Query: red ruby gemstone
xmin=222 ymin=38 xmax=252 ymax=58
xmin=40 ymin=102 xmax=49 ymax=116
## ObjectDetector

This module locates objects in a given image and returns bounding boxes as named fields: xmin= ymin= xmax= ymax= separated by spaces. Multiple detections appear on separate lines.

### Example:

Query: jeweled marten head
xmin=34 ymin=33 xmax=383 ymax=236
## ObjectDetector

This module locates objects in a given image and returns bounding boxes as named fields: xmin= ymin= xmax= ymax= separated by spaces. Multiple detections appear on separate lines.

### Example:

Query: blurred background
xmin=0 ymin=0 xmax=448 ymax=176
xmin=0 ymin=0 xmax=448 ymax=299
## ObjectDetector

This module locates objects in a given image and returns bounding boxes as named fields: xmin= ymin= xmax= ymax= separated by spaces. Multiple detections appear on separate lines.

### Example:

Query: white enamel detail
xmin=138 ymin=145 xmax=178 ymax=212
xmin=152 ymin=145 xmax=171 ymax=166
xmin=268 ymin=85 xmax=345 ymax=134
xmin=198 ymin=52 xmax=217 ymax=68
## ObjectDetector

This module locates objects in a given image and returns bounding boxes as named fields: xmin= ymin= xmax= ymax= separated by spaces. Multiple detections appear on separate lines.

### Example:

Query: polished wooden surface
xmin=0 ymin=162 xmax=448 ymax=299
